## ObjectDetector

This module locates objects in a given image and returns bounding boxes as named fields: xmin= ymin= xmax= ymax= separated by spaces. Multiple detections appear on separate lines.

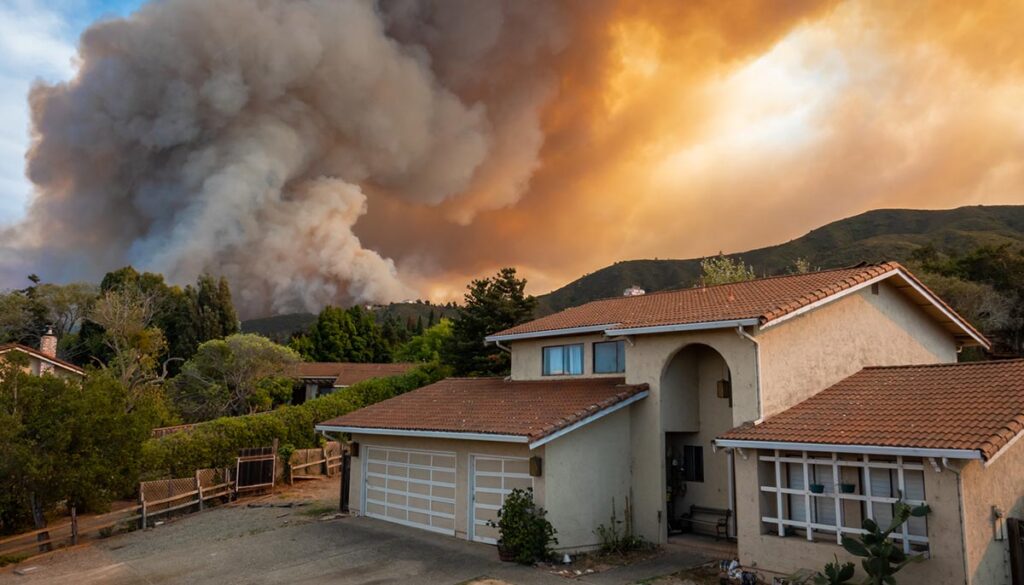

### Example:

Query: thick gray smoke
xmin=2 ymin=0 xmax=567 ymax=316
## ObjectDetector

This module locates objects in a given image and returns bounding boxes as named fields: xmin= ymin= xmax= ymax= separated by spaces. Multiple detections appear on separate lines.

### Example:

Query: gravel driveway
xmin=0 ymin=478 xmax=708 ymax=585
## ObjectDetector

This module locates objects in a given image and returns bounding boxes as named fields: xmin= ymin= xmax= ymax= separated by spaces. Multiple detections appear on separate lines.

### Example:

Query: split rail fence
xmin=288 ymin=441 xmax=343 ymax=483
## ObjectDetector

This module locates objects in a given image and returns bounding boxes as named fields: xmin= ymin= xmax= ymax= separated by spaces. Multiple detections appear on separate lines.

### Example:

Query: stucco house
xmin=0 ymin=329 xmax=84 ymax=379
xmin=316 ymin=262 xmax=1023 ymax=583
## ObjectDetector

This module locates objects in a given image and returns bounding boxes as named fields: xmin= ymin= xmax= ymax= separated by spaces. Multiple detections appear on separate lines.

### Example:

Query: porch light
xmin=529 ymin=456 xmax=543 ymax=477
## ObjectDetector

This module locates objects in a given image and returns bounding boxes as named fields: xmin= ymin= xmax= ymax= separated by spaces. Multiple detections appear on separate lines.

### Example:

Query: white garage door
xmin=470 ymin=455 xmax=533 ymax=544
xmin=363 ymin=446 xmax=457 ymax=535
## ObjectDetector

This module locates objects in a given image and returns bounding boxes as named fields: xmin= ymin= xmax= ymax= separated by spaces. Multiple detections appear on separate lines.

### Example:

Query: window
xmin=759 ymin=451 xmax=929 ymax=553
xmin=593 ymin=340 xmax=626 ymax=373
xmin=542 ymin=344 xmax=583 ymax=375
xmin=682 ymin=445 xmax=704 ymax=482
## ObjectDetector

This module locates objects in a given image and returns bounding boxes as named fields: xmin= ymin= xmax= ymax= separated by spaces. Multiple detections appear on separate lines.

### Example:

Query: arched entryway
xmin=661 ymin=343 xmax=735 ymax=537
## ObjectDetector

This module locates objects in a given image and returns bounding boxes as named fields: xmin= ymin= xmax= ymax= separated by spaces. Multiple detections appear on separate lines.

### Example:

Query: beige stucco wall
xmin=733 ymin=451 xmax=968 ymax=583
xmin=545 ymin=407 xmax=633 ymax=551
xmin=346 ymin=434 xmax=542 ymax=541
xmin=960 ymin=442 xmax=1024 ymax=584
xmin=625 ymin=328 xmax=759 ymax=543
xmin=509 ymin=333 xmax=625 ymax=381
xmin=756 ymin=280 xmax=958 ymax=418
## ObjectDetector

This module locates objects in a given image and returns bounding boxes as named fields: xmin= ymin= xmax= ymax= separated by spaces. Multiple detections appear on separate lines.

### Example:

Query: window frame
xmin=682 ymin=445 xmax=704 ymax=483
xmin=541 ymin=343 xmax=584 ymax=376
xmin=593 ymin=340 xmax=626 ymax=374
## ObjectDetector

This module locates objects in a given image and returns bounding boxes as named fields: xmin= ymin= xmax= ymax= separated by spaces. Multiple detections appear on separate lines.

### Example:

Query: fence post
xmin=70 ymin=506 xmax=78 ymax=545
xmin=322 ymin=445 xmax=330 ymax=477
xmin=340 ymin=452 xmax=351 ymax=513
xmin=271 ymin=438 xmax=279 ymax=493
xmin=140 ymin=499 xmax=147 ymax=530
xmin=196 ymin=469 xmax=204 ymax=511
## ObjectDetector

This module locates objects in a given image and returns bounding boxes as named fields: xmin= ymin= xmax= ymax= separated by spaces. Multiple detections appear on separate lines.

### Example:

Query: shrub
xmin=488 ymin=487 xmax=557 ymax=564
xmin=140 ymin=363 xmax=449 ymax=478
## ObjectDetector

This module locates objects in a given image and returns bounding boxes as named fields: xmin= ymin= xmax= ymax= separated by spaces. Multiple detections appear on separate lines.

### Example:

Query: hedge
xmin=140 ymin=362 xmax=450 ymax=478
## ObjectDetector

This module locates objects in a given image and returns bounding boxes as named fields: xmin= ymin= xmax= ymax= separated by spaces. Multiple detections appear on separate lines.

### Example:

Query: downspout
xmin=735 ymin=325 xmax=763 ymax=421
xmin=944 ymin=457 xmax=971 ymax=584
xmin=494 ymin=340 xmax=512 ymax=353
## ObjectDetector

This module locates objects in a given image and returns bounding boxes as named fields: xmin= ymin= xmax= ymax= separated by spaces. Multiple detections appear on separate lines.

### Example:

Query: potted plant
xmin=809 ymin=483 xmax=825 ymax=494
xmin=487 ymin=487 xmax=558 ymax=564
xmin=838 ymin=483 xmax=856 ymax=494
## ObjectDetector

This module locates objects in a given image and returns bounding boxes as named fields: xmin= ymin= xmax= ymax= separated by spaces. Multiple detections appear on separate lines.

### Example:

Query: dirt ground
xmin=0 ymin=477 xmax=712 ymax=585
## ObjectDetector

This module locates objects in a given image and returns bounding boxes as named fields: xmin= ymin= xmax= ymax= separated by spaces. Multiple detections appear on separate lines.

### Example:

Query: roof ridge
xmin=555 ymin=261 xmax=897 ymax=308
xmin=862 ymin=359 xmax=1024 ymax=371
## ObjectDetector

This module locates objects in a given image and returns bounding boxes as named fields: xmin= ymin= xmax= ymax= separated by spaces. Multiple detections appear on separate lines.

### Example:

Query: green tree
xmin=292 ymin=305 xmax=391 ymax=363
xmin=0 ymin=363 xmax=154 ymax=536
xmin=443 ymin=268 xmax=536 ymax=376
xmin=395 ymin=319 xmax=453 ymax=363
xmin=700 ymin=253 xmax=757 ymax=286
xmin=172 ymin=334 xmax=299 ymax=421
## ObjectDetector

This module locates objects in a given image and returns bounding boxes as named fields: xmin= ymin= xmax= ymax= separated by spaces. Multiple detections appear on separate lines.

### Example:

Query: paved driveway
xmin=0 ymin=482 xmax=708 ymax=585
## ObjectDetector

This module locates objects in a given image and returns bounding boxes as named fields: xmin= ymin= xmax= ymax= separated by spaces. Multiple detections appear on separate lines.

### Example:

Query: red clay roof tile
xmin=317 ymin=377 xmax=648 ymax=443
xmin=718 ymin=359 xmax=1024 ymax=460
xmin=493 ymin=262 xmax=986 ymax=346
xmin=291 ymin=362 xmax=416 ymax=386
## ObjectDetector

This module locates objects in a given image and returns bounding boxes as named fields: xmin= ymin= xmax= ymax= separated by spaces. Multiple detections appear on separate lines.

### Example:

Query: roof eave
xmin=485 ymin=323 xmax=619 ymax=343
xmin=528 ymin=389 xmax=649 ymax=449
xmin=714 ymin=438 xmax=983 ymax=460
xmin=312 ymin=425 xmax=530 ymax=444
xmin=605 ymin=319 xmax=760 ymax=336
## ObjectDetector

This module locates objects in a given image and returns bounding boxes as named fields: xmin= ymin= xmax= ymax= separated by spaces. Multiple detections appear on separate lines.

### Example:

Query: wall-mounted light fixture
xmin=529 ymin=456 xmax=543 ymax=477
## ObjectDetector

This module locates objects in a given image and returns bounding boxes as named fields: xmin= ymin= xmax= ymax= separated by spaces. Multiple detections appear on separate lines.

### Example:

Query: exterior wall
xmin=509 ymin=333 xmax=624 ymax=381
xmin=961 ymin=442 xmax=1024 ymax=584
xmin=0 ymin=350 xmax=81 ymax=380
xmin=545 ymin=407 xmax=633 ymax=551
xmin=625 ymin=328 xmax=759 ymax=543
xmin=346 ymin=434 xmax=542 ymax=542
xmin=756 ymin=280 xmax=958 ymax=418
xmin=733 ymin=451 xmax=968 ymax=583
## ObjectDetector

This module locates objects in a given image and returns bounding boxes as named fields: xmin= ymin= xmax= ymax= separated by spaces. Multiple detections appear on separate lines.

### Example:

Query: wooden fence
xmin=288 ymin=442 xmax=343 ymax=483
xmin=0 ymin=504 xmax=142 ymax=560
xmin=149 ymin=423 xmax=198 ymax=439
xmin=138 ymin=468 xmax=233 ymax=527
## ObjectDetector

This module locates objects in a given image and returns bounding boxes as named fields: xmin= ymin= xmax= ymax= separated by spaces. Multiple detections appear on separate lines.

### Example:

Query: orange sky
xmin=360 ymin=0 xmax=1024 ymax=301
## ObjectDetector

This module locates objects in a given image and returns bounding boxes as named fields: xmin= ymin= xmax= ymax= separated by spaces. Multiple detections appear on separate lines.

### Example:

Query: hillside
xmin=534 ymin=205 xmax=1024 ymax=314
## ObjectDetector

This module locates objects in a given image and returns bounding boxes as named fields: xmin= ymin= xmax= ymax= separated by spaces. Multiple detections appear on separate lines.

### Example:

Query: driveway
xmin=0 ymin=480 xmax=710 ymax=585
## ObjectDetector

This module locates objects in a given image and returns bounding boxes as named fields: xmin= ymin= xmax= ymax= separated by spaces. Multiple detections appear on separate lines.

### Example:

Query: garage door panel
xmin=363 ymin=446 xmax=457 ymax=536
xmin=471 ymin=456 xmax=533 ymax=544
xmin=433 ymin=454 xmax=456 ymax=468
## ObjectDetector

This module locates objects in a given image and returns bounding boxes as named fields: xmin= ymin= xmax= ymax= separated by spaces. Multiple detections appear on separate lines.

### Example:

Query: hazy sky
xmin=1 ymin=1 xmax=1022 ymax=315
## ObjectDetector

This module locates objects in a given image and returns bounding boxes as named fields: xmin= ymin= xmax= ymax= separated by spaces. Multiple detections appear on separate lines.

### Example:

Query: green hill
xmin=534 ymin=205 xmax=1024 ymax=314
xmin=242 ymin=302 xmax=458 ymax=342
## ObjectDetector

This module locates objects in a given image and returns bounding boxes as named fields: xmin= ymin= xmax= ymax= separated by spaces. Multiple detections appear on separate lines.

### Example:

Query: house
xmin=291 ymin=362 xmax=417 ymax=403
xmin=0 ymin=329 xmax=84 ymax=379
xmin=316 ymin=262 xmax=1022 ymax=583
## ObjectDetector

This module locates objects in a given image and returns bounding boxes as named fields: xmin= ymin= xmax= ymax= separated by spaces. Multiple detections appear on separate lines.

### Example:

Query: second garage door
xmin=363 ymin=446 xmax=457 ymax=535
xmin=469 ymin=455 xmax=533 ymax=544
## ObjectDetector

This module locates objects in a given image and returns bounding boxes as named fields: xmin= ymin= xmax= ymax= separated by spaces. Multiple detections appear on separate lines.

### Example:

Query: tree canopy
xmin=700 ymin=253 xmax=757 ymax=286
xmin=290 ymin=305 xmax=391 ymax=363
xmin=443 ymin=267 xmax=536 ymax=376
xmin=395 ymin=319 xmax=453 ymax=363
xmin=172 ymin=333 xmax=300 ymax=421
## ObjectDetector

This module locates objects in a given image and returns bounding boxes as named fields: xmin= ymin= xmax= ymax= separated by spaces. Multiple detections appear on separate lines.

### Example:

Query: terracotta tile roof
xmin=291 ymin=362 xmax=417 ymax=386
xmin=492 ymin=262 xmax=987 ymax=346
xmin=0 ymin=343 xmax=85 ymax=376
xmin=317 ymin=377 xmax=648 ymax=443
xmin=718 ymin=360 xmax=1024 ymax=460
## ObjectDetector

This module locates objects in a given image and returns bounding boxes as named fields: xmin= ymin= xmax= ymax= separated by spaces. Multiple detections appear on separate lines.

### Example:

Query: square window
xmin=542 ymin=344 xmax=583 ymax=375
xmin=594 ymin=340 xmax=625 ymax=373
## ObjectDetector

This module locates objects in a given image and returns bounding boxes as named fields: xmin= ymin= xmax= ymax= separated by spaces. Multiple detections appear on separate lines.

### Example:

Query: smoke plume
xmin=4 ymin=0 xmax=1023 ymax=315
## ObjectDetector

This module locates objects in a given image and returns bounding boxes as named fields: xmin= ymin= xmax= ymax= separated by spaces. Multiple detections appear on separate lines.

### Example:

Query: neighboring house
xmin=292 ymin=362 xmax=417 ymax=403
xmin=316 ymin=262 xmax=1022 ymax=583
xmin=0 ymin=329 xmax=84 ymax=379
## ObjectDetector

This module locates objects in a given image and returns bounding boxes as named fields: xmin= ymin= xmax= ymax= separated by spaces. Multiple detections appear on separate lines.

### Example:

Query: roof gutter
xmin=604 ymin=318 xmax=760 ymax=336
xmin=485 ymin=324 xmax=619 ymax=343
xmin=312 ymin=425 xmax=529 ymax=444
xmin=713 ymin=438 xmax=983 ymax=460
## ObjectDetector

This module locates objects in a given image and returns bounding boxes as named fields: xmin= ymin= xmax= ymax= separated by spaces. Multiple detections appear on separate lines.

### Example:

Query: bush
xmin=140 ymin=363 xmax=449 ymax=478
xmin=489 ymin=487 xmax=557 ymax=564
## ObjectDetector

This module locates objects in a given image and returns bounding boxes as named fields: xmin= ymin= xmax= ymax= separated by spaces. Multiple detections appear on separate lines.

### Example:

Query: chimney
xmin=40 ymin=326 xmax=58 ymax=360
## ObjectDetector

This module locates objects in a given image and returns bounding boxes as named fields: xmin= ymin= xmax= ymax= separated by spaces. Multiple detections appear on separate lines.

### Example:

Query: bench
xmin=680 ymin=505 xmax=731 ymax=540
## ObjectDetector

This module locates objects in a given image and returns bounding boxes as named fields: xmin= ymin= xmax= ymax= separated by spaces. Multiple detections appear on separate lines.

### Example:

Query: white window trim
xmin=759 ymin=450 xmax=928 ymax=554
